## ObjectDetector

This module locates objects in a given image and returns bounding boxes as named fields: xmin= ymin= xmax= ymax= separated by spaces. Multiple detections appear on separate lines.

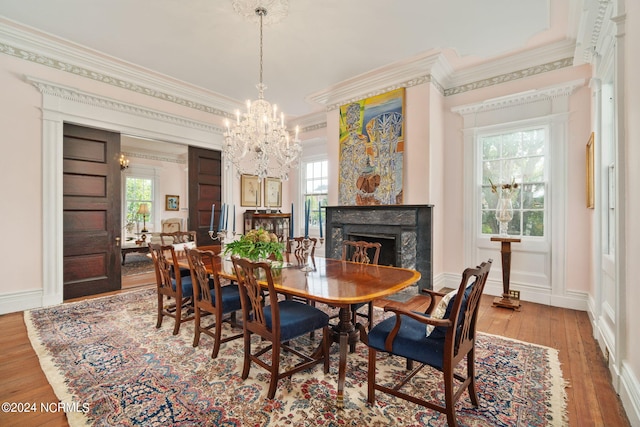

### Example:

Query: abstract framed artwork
xmin=338 ymin=88 xmax=405 ymax=206
xmin=241 ymin=174 xmax=261 ymax=207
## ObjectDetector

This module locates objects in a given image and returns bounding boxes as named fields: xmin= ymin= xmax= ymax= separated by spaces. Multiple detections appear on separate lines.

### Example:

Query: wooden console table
xmin=491 ymin=236 xmax=521 ymax=310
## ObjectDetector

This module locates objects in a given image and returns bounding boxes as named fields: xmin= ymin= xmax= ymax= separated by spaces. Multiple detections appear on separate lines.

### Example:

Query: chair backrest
xmin=342 ymin=240 xmax=381 ymax=265
xmin=186 ymin=248 xmax=217 ymax=307
xmin=445 ymin=260 xmax=492 ymax=361
xmin=231 ymin=257 xmax=280 ymax=340
xmin=149 ymin=243 xmax=182 ymax=296
xmin=160 ymin=230 xmax=197 ymax=246
xmin=286 ymin=237 xmax=317 ymax=264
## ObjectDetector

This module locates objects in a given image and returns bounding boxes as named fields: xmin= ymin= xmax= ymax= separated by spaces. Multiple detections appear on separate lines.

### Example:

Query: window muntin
xmin=480 ymin=128 xmax=547 ymax=237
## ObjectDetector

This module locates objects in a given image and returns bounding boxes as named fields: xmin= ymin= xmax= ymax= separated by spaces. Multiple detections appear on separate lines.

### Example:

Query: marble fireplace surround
xmin=325 ymin=205 xmax=433 ymax=291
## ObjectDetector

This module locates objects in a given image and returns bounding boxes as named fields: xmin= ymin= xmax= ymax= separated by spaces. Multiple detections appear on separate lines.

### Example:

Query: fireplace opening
xmin=347 ymin=233 xmax=396 ymax=266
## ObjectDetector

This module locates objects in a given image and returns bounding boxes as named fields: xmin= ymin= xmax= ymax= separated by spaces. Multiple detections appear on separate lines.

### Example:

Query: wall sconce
xmin=137 ymin=203 xmax=150 ymax=232
xmin=119 ymin=154 xmax=129 ymax=170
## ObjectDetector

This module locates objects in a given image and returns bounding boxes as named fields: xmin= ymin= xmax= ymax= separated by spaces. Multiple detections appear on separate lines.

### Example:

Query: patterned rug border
xmin=25 ymin=288 xmax=569 ymax=426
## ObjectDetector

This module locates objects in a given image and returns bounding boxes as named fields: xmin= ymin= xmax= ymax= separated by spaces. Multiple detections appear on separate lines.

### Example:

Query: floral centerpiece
xmin=224 ymin=228 xmax=284 ymax=262
xmin=489 ymin=178 xmax=519 ymax=236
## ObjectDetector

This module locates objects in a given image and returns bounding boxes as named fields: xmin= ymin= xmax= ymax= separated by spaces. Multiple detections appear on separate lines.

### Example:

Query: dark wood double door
xmin=63 ymin=124 xmax=221 ymax=300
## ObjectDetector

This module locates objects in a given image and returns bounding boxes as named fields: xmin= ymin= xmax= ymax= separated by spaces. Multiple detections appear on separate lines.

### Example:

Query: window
xmin=124 ymin=176 xmax=154 ymax=236
xmin=480 ymin=127 xmax=547 ymax=237
xmin=302 ymin=160 xmax=328 ymax=236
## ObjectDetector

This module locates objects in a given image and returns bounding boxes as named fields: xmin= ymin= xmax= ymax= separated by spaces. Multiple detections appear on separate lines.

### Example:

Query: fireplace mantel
xmin=325 ymin=205 xmax=433 ymax=291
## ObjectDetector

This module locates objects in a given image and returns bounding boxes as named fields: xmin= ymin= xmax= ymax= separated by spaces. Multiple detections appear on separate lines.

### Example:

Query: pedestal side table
xmin=491 ymin=236 xmax=521 ymax=310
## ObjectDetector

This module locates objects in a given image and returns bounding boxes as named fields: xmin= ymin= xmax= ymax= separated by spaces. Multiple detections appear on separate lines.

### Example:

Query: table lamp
xmin=137 ymin=203 xmax=150 ymax=232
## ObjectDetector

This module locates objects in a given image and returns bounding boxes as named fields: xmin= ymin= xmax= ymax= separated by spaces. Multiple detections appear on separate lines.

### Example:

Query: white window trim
xmin=453 ymin=81 xmax=583 ymax=307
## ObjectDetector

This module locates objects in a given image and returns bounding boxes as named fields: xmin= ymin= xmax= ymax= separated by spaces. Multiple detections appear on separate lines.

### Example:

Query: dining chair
xmin=363 ymin=259 xmax=493 ymax=427
xmin=149 ymin=243 xmax=195 ymax=335
xmin=160 ymin=231 xmax=197 ymax=277
xmin=231 ymin=256 xmax=330 ymax=399
xmin=186 ymin=248 xmax=243 ymax=358
xmin=286 ymin=236 xmax=317 ymax=266
xmin=341 ymin=240 xmax=382 ymax=338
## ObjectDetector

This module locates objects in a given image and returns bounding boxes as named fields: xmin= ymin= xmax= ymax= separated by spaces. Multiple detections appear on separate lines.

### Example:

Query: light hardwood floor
xmin=0 ymin=285 xmax=631 ymax=426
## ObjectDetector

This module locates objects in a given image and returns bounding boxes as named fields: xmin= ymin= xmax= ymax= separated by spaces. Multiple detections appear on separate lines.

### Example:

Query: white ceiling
xmin=0 ymin=0 xmax=577 ymax=119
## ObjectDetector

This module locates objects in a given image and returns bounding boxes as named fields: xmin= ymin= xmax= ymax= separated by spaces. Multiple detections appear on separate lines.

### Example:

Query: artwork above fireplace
xmin=325 ymin=205 xmax=433 ymax=291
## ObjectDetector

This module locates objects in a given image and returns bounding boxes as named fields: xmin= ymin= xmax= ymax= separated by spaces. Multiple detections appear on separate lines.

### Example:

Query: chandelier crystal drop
xmin=223 ymin=5 xmax=301 ymax=181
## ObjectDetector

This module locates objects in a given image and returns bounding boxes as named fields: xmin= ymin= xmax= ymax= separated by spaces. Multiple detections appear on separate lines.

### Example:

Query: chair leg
xmin=156 ymin=294 xmax=164 ymax=329
xmin=192 ymin=307 xmax=201 ymax=347
xmin=443 ymin=369 xmax=458 ymax=427
xmin=467 ymin=349 xmax=479 ymax=406
xmin=211 ymin=313 xmax=222 ymax=359
xmin=367 ymin=302 xmax=374 ymax=331
xmin=241 ymin=332 xmax=252 ymax=380
xmin=172 ymin=304 xmax=181 ymax=335
xmin=367 ymin=346 xmax=376 ymax=405
xmin=323 ymin=326 xmax=330 ymax=374
xmin=267 ymin=341 xmax=281 ymax=399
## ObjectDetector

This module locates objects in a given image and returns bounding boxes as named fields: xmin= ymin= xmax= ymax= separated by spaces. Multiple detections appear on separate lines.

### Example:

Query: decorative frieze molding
xmin=122 ymin=151 xmax=186 ymax=165
xmin=445 ymin=58 xmax=574 ymax=97
xmin=27 ymin=77 xmax=223 ymax=135
xmin=0 ymin=19 xmax=240 ymax=118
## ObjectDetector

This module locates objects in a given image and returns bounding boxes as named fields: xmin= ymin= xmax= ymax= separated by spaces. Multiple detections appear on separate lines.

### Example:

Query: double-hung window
xmin=124 ymin=176 xmax=154 ymax=235
xmin=480 ymin=127 xmax=547 ymax=237
xmin=302 ymin=160 xmax=328 ymax=236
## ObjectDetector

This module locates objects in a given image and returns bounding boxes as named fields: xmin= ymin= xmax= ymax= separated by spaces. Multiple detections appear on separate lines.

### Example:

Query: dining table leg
xmin=333 ymin=305 xmax=357 ymax=408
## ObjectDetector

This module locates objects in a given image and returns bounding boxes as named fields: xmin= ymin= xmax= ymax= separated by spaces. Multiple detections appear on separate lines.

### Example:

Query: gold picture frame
xmin=165 ymin=195 xmax=179 ymax=211
xmin=586 ymin=132 xmax=594 ymax=209
xmin=264 ymin=177 xmax=282 ymax=208
xmin=241 ymin=175 xmax=261 ymax=207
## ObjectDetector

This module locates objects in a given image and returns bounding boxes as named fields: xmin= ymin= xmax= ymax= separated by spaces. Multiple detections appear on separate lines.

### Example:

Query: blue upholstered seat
xmin=364 ymin=260 xmax=493 ymax=427
xmin=368 ymin=313 xmax=447 ymax=369
xmin=210 ymin=283 xmax=242 ymax=314
xmin=264 ymin=300 xmax=330 ymax=342
xmin=231 ymin=256 xmax=331 ymax=399
xmin=171 ymin=275 xmax=193 ymax=298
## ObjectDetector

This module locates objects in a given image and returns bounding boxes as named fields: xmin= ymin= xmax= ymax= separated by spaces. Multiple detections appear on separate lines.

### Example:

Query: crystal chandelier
xmin=223 ymin=5 xmax=301 ymax=181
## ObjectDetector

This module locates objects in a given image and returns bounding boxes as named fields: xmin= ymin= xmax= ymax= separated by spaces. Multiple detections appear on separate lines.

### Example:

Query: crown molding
xmin=451 ymin=79 xmax=586 ymax=116
xmin=0 ymin=18 xmax=242 ymax=118
xmin=26 ymin=76 xmax=223 ymax=135
xmin=306 ymin=51 xmax=451 ymax=111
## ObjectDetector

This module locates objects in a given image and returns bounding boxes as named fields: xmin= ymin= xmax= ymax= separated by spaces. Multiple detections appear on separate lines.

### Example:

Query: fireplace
xmin=346 ymin=232 xmax=397 ymax=267
xmin=325 ymin=205 xmax=433 ymax=291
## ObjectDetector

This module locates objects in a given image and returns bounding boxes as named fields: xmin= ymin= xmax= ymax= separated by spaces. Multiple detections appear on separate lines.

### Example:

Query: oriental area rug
xmin=25 ymin=289 xmax=568 ymax=426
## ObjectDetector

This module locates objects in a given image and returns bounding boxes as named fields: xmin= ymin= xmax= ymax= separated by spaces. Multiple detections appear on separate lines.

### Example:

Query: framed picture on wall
xmin=241 ymin=174 xmax=261 ymax=207
xmin=165 ymin=195 xmax=179 ymax=211
xmin=264 ymin=177 xmax=282 ymax=208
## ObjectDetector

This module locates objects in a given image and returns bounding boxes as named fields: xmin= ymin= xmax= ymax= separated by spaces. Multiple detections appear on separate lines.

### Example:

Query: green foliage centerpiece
xmin=224 ymin=228 xmax=284 ymax=262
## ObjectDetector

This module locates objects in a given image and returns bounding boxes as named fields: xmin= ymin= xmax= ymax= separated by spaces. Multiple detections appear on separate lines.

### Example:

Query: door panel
xmin=188 ymin=146 xmax=222 ymax=244
xmin=63 ymin=123 xmax=121 ymax=299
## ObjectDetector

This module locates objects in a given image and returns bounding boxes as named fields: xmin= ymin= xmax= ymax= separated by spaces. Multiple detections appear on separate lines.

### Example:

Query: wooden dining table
xmin=179 ymin=247 xmax=421 ymax=407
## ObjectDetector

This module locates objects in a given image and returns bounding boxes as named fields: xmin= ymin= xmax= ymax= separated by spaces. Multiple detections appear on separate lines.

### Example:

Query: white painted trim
xmin=29 ymin=77 xmax=220 ymax=309
xmin=619 ymin=362 xmax=640 ymax=427
xmin=0 ymin=290 xmax=45 ymax=314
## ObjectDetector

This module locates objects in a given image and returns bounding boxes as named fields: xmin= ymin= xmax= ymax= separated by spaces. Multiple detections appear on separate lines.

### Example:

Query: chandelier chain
xmin=223 ymin=4 xmax=301 ymax=181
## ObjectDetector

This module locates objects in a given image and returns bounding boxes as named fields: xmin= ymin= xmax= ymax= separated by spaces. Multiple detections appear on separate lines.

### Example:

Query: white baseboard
xmin=620 ymin=362 xmax=640 ymax=427
xmin=0 ymin=289 xmax=44 ymax=314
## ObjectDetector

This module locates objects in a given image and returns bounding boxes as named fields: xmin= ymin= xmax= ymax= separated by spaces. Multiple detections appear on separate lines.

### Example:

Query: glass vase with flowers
xmin=489 ymin=178 xmax=519 ymax=236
